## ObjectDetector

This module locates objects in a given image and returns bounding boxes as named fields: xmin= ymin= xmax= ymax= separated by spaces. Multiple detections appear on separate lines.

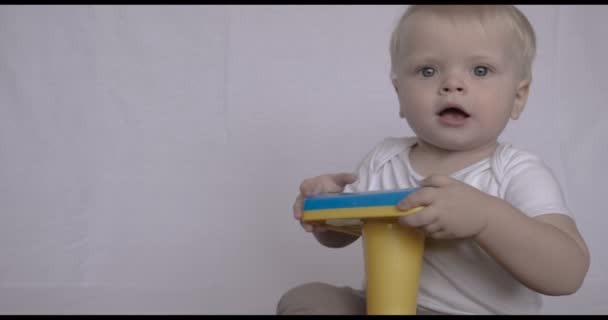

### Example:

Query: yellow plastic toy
xmin=301 ymin=189 xmax=425 ymax=315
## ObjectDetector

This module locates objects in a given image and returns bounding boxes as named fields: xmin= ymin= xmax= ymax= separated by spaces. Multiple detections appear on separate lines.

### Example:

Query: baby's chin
xmin=417 ymin=134 xmax=495 ymax=153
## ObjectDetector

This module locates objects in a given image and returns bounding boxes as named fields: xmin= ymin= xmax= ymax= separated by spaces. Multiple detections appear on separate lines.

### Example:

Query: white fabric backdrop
xmin=0 ymin=5 xmax=606 ymax=314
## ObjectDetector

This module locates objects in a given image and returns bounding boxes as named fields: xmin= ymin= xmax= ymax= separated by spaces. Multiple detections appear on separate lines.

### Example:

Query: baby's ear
xmin=511 ymin=79 xmax=531 ymax=120
xmin=391 ymin=77 xmax=399 ymax=93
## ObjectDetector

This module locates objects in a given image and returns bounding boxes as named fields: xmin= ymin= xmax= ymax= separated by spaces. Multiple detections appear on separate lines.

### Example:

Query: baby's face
xmin=393 ymin=13 xmax=530 ymax=151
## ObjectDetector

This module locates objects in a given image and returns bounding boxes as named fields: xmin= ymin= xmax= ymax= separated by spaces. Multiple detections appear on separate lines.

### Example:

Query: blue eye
xmin=419 ymin=67 xmax=436 ymax=77
xmin=473 ymin=66 xmax=489 ymax=77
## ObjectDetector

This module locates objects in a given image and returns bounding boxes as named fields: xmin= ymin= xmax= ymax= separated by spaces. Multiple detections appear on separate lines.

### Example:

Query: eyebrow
xmin=467 ymin=54 xmax=501 ymax=61
xmin=403 ymin=55 xmax=442 ymax=64
xmin=404 ymin=54 xmax=502 ymax=64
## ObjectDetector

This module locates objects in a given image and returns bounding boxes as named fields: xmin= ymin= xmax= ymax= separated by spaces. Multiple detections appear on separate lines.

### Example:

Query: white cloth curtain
xmin=0 ymin=5 xmax=606 ymax=314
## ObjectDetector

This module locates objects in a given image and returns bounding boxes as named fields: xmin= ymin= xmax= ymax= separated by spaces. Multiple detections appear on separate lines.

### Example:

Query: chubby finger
xmin=331 ymin=173 xmax=358 ymax=187
xmin=293 ymin=193 xmax=304 ymax=219
xmin=420 ymin=174 xmax=454 ymax=187
xmin=427 ymin=230 xmax=451 ymax=240
xmin=300 ymin=221 xmax=327 ymax=233
xmin=300 ymin=175 xmax=332 ymax=196
xmin=421 ymin=223 xmax=442 ymax=234
xmin=397 ymin=187 xmax=435 ymax=211
xmin=300 ymin=173 xmax=357 ymax=196
xmin=301 ymin=221 xmax=314 ymax=232
xmin=399 ymin=208 xmax=437 ymax=227
xmin=299 ymin=178 xmax=317 ymax=196
xmin=313 ymin=173 xmax=355 ymax=194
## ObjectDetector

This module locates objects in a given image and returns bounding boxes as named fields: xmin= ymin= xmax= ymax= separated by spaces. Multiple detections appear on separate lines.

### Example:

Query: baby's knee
xmin=276 ymin=282 xmax=364 ymax=315
xmin=276 ymin=282 xmax=334 ymax=315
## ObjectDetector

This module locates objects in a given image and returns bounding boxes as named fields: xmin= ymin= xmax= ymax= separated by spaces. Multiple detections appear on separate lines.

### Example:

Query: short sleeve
xmin=343 ymin=147 xmax=374 ymax=194
xmin=343 ymin=137 xmax=413 ymax=194
xmin=502 ymin=157 xmax=573 ymax=219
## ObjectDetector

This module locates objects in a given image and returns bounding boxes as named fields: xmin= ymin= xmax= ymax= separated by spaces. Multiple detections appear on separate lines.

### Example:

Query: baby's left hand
xmin=397 ymin=174 xmax=498 ymax=240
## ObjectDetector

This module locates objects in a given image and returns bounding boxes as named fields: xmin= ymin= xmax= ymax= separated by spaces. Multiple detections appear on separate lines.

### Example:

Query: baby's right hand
xmin=293 ymin=173 xmax=358 ymax=233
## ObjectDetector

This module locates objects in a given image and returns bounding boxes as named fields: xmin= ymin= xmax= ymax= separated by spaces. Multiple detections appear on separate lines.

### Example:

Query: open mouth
xmin=437 ymin=105 xmax=470 ymax=118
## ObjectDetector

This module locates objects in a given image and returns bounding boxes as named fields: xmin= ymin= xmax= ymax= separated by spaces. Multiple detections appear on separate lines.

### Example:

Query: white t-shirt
xmin=344 ymin=136 xmax=572 ymax=315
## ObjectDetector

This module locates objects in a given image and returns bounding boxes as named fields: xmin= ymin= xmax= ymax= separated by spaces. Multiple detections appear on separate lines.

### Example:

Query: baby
xmin=278 ymin=5 xmax=590 ymax=315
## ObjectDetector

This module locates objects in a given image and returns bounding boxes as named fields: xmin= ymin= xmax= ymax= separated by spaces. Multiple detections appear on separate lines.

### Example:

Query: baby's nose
xmin=441 ymin=85 xmax=465 ymax=93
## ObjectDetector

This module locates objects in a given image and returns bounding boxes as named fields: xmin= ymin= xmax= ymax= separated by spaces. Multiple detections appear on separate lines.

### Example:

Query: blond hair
xmin=389 ymin=5 xmax=536 ymax=81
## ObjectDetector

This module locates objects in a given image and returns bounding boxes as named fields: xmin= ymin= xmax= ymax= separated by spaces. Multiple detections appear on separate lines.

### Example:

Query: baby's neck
xmin=409 ymin=139 xmax=499 ymax=178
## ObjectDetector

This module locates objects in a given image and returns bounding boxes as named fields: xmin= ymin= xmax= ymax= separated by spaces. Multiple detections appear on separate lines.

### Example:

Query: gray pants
xmin=276 ymin=282 xmax=445 ymax=315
